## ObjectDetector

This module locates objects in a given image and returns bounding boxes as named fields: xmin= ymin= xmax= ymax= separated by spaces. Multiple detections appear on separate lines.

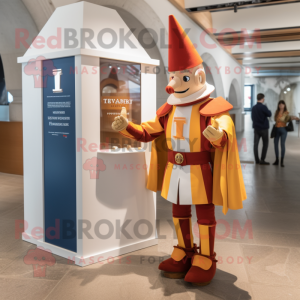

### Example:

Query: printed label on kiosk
xmin=43 ymin=56 xmax=77 ymax=252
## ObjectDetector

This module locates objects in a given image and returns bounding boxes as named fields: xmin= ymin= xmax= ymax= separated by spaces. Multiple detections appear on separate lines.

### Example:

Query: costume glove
xmin=203 ymin=119 xmax=224 ymax=142
xmin=112 ymin=107 xmax=128 ymax=131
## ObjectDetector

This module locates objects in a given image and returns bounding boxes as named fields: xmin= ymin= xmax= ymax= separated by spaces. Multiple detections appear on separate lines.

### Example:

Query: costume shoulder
xmin=200 ymin=97 xmax=233 ymax=117
xmin=156 ymin=102 xmax=172 ymax=117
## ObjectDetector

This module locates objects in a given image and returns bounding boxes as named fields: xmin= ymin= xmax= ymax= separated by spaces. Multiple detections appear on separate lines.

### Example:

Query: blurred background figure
xmin=273 ymin=100 xmax=300 ymax=167
xmin=251 ymin=93 xmax=272 ymax=165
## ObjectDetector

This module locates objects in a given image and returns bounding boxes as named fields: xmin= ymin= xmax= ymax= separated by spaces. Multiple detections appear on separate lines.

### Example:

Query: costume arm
xmin=120 ymin=116 xmax=164 ymax=142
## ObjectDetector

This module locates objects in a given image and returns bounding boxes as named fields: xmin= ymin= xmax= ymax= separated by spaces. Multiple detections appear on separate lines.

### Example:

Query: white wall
xmin=0 ymin=0 xmax=39 ymax=121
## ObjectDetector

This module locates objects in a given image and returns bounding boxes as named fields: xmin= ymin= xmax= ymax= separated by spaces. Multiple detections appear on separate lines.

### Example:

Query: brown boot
xmin=159 ymin=244 xmax=198 ymax=279
xmin=184 ymin=223 xmax=217 ymax=286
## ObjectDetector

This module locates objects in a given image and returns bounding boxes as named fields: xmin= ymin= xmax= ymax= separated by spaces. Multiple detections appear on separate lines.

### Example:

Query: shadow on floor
xmin=70 ymin=254 xmax=251 ymax=300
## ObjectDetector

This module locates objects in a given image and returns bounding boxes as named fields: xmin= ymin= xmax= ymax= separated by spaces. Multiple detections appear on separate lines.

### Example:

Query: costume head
xmin=166 ymin=15 xmax=215 ymax=105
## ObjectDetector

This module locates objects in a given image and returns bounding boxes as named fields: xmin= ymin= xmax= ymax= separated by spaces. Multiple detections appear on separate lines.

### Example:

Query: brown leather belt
xmin=168 ymin=150 xmax=212 ymax=166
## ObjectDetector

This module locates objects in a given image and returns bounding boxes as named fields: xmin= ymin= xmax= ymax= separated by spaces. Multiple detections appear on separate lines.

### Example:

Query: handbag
xmin=270 ymin=125 xmax=277 ymax=138
xmin=286 ymin=121 xmax=294 ymax=132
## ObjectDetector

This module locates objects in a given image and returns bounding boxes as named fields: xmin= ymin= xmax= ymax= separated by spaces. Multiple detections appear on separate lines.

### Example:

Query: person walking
xmin=273 ymin=100 xmax=300 ymax=167
xmin=251 ymin=93 xmax=272 ymax=165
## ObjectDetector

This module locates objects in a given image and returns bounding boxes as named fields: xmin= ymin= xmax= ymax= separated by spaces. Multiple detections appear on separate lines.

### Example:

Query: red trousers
xmin=172 ymin=203 xmax=216 ymax=225
xmin=172 ymin=203 xmax=216 ymax=254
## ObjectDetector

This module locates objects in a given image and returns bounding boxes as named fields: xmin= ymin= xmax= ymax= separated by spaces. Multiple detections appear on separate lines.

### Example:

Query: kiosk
xmin=18 ymin=2 xmax=159 ymax=266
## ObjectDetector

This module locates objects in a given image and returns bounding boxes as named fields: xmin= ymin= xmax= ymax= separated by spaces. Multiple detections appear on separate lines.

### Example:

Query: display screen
xmin=100 ymin=58 xmax=141 ymax=149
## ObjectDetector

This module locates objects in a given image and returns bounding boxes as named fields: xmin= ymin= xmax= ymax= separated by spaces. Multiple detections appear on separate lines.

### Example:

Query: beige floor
xmin=1 ymin=115 xmax=300 ymax=300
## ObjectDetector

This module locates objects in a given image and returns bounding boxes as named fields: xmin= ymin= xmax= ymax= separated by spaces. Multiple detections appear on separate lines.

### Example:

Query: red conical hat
xmin=168 ymin=15 xmax=203 ymax=72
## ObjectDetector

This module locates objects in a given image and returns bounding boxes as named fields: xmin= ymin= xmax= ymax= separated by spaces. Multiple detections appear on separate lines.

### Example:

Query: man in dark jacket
xmin=251 ymin=93 xmax=272 ymax=165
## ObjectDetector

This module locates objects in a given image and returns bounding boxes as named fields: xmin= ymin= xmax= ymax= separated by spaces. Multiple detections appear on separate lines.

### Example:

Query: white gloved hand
xmin=112 ymin=107 xmax=128 ymax=131
xmin=203 ymin=119 xmax=224 ymax=142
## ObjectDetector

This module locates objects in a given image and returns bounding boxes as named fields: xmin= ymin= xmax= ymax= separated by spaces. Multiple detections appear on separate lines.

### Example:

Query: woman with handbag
xmin=273 ymin=100 xmax=299 ymax=167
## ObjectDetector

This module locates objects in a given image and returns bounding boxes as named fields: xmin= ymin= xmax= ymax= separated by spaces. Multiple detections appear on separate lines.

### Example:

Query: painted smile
xmin=174 ymin=88 xmax=189 ymax=94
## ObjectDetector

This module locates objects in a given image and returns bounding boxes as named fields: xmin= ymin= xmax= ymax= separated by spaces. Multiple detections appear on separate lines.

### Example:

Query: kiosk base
xmin=22 ymin=233 xmax=158 ymax=267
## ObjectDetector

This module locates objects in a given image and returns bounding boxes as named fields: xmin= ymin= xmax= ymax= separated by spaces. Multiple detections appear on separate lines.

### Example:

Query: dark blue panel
xmin=43 ymin=56 xmax=77 ymax=252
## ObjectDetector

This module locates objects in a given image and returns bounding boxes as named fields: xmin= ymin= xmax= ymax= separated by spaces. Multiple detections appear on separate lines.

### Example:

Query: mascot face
xmin=166 ymin=64 xmax=206 ymax=98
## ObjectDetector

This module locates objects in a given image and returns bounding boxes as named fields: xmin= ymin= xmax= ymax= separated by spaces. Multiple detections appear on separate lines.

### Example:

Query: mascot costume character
xmin=112 ymin=15 xmax=247 ymax=286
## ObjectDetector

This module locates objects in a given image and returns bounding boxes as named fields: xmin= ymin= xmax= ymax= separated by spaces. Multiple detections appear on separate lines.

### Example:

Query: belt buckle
xmin=175 ymin=153 xmax=184 ymax=164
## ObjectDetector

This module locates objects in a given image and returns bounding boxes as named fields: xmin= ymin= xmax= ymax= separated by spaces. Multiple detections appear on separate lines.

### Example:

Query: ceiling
xmin=173 ymin=0 xmax=300 ymax=76
xmin=22 ymin=0 xmax=300 ymax=77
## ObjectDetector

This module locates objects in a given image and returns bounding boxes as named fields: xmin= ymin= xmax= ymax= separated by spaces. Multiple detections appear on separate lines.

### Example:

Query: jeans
xmin=254 ymin=129 xmax=269 ymax=163
xmin=274 ymin=127 xmax=287 ymax=159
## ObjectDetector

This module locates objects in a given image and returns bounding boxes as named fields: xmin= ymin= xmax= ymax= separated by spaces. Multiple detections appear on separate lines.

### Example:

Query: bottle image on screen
xmin=100 ymin=59 xmax=141 ymax=149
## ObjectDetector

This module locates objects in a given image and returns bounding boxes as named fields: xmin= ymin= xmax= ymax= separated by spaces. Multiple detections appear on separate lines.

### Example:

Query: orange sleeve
xmin=120 ymin=116 xmax=164 ymax=142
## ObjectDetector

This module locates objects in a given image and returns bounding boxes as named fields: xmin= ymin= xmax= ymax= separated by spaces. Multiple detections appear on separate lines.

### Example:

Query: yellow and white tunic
xmin=120 ymin=97 xmax=227 ymax=205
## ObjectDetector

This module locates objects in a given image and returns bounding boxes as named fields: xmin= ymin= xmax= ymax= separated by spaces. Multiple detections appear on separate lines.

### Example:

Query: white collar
xmin=167 ymin=82 xmax=215 ymax=105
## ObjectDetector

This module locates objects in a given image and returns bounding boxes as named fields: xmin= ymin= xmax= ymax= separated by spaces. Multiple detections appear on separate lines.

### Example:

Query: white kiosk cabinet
xmin=18 ymin=2 xmax=159 ymax=266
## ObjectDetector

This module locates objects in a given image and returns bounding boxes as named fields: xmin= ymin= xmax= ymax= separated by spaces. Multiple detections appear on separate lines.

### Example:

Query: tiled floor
xmin=0 ymin=115 xmax=300 ymax=300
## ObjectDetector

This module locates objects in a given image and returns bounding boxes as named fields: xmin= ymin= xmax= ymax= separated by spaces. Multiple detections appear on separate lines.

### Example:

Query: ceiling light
xmin=109 ymin=64 xmax=112 ymax=68
xmin=284 ymin=91 xmax=287 ymax=94
xmin=287 ymin=87 xmax=291 ymax=91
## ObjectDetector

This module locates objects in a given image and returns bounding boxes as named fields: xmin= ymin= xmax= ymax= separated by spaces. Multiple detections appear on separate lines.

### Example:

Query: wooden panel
xmin=216 ymin=27 xmax=300 ymax=46
xmin=169 ymin=0 xmax=212 ymax=30
xmin=233 ymin=50 xmax=300 ymax=60
xmin=173 ymin=0 xmax=185 ymax=8
xmin=253 ymin=66 xmax=300 ymax=71
xmin=192 ymin=11 xmax=213 ymax=29
xmin=0 ymin=121 xmax=23 ymax=175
